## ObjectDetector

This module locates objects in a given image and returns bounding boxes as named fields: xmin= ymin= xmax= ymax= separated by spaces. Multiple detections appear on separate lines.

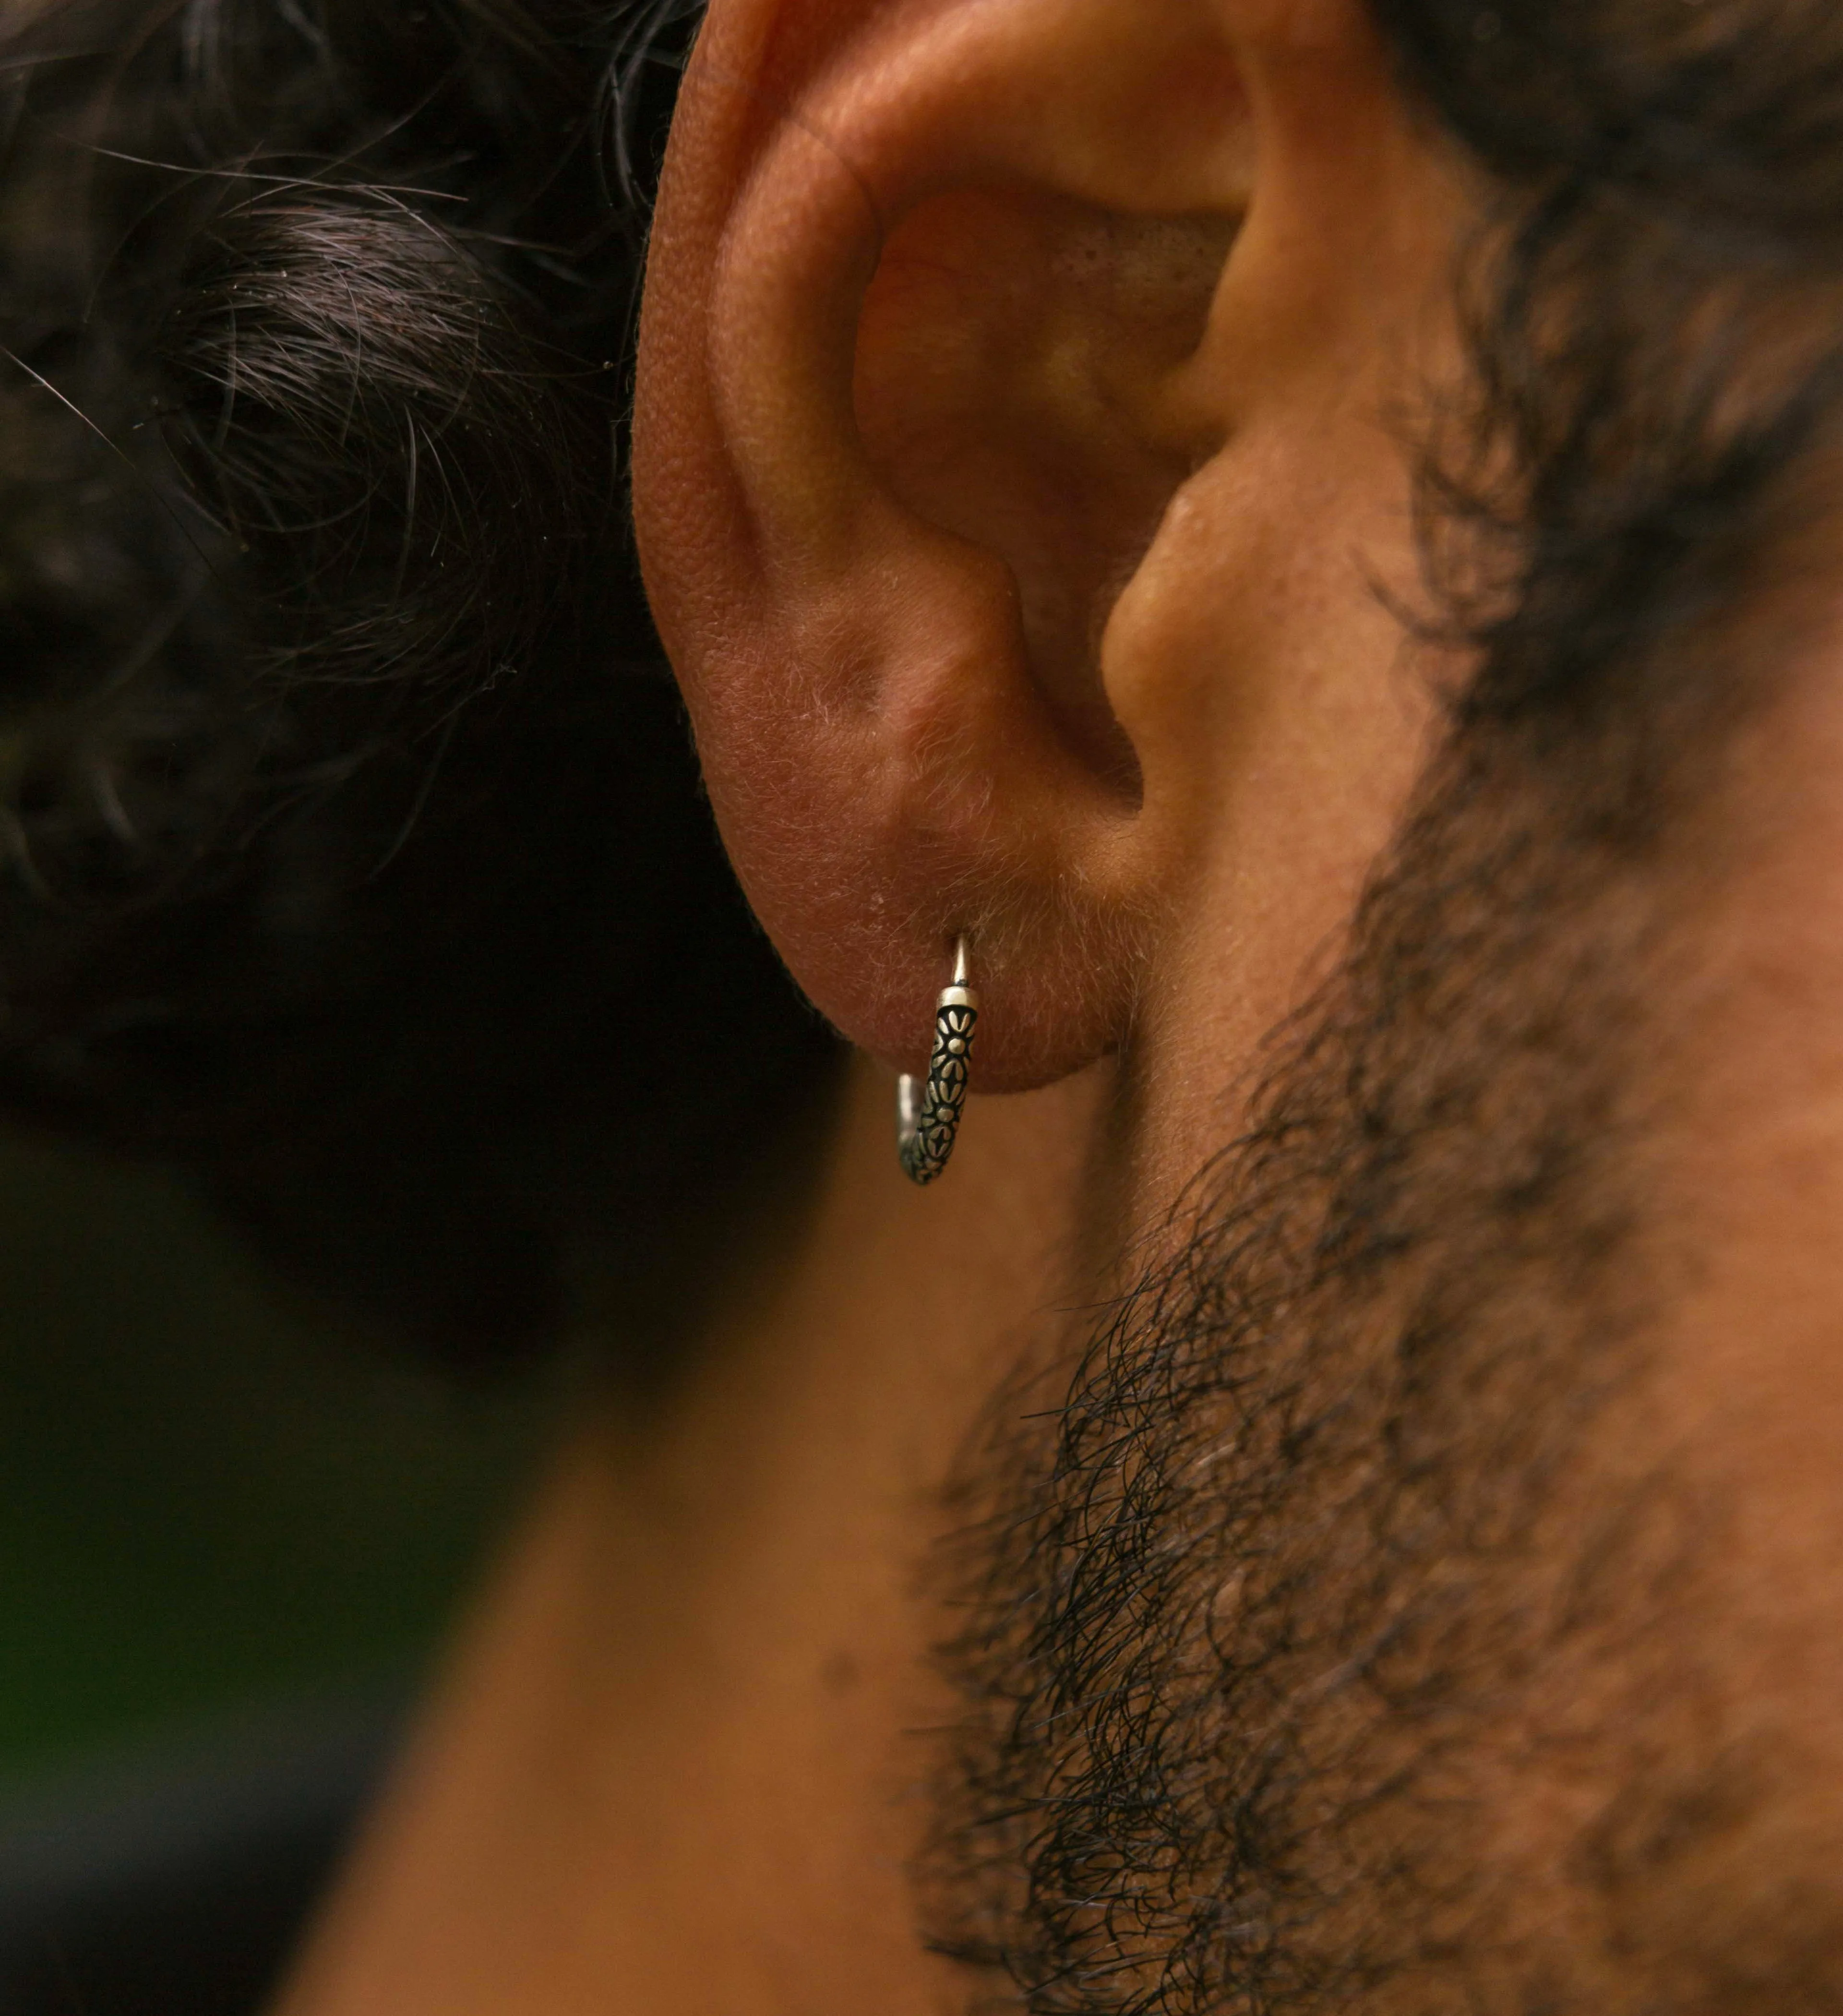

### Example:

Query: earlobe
xmin=633 ymin=0 xmax=1425 ymax=1090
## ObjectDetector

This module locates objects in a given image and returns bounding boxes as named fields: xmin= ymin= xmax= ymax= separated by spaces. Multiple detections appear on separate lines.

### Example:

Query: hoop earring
xmin=897 ymin=937 xmax=979 ymax=1186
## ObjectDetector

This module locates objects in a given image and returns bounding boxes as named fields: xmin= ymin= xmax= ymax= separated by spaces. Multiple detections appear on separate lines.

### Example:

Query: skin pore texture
xmin=275 ymin=0 xmax=1843 ymax=2011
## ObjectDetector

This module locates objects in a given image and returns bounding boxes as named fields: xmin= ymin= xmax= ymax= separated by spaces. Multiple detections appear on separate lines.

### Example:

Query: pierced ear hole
xmin=854 ymin=185 xmax=1238 ymax=802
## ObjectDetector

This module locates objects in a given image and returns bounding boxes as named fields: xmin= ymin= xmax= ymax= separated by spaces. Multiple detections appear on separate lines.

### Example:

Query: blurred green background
xmin=0 ymin=1131 xmax=549 ymax=1777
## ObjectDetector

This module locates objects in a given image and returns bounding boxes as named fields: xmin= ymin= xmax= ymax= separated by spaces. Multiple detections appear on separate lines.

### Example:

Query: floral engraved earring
xmin=897 ymin=937 xmax=979 ymax=1186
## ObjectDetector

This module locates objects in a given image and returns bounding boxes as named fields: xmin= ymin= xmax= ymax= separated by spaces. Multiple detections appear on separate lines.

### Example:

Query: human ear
xmin=634 ymin=0 xmax=1448 ymax=1090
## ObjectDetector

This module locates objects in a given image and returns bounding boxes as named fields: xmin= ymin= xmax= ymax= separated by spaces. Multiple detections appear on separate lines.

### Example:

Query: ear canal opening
xmin=853 ymin=182 xmax=1238 ymax=805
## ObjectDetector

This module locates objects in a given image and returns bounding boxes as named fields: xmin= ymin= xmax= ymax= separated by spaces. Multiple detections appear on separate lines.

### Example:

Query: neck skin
xmin=273 ymin=1052 xmax=1115 ymax=2016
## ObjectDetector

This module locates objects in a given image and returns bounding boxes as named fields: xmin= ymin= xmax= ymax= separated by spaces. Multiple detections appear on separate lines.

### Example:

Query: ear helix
xmin=896 ymin=937 xmax=980 ymax=1185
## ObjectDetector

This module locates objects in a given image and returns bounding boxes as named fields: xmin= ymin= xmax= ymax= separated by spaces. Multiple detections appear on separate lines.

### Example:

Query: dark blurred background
xmin=0 ymin=1130 xmax=551 ymax=2014
xmin=0 ymin=4 xmax=769 ymax=2004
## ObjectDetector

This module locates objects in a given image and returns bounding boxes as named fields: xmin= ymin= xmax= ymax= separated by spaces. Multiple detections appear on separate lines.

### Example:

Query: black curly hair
xmin=0 ymin=0 xmax=835 ymax=1368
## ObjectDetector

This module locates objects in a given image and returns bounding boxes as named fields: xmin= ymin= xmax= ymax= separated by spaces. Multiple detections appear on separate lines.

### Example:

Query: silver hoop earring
xmin=897 ymin=937 xmax=979 ymax=1186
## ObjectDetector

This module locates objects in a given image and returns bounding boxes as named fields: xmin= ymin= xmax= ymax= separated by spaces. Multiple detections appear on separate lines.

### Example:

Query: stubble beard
xmin=922 ymin=679 xmax=1842 ymax=2014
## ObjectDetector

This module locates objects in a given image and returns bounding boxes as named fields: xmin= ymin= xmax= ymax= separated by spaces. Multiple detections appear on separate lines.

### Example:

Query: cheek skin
xmin=1113 ymin=469 xmax=1437 ymax=1205
xmin=1101 ymin=397 xmax=1441 ymax=1205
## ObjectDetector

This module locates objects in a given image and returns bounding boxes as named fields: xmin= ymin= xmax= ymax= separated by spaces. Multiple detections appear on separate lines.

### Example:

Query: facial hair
xmin=921 ymin=659 xmax=1843 ymax=2013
